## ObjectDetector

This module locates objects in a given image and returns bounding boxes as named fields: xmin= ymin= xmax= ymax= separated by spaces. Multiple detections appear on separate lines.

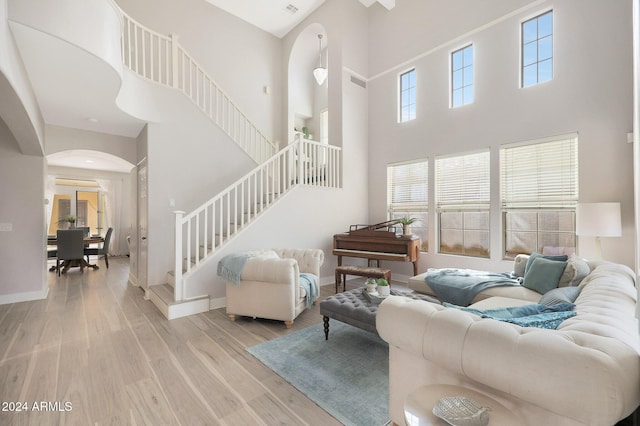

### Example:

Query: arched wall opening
xmin=287 ymin=24 xmax=328 ymax=146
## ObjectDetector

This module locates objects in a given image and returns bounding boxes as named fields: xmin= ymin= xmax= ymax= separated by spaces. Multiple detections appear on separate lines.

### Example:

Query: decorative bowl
xmin=432 ymin=396 xmax=490 ymax=426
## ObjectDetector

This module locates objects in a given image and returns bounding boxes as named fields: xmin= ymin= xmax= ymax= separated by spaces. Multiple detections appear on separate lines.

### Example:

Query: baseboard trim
xmin=0 ymin=287 xmax=49 ymax=305
xmin=167 ymin=297 xmax=209 ymax=320
xmin=210 ymin=296 xmax=226 ymax=310
xmin=128 ymin=273 xmax=138 ymax=287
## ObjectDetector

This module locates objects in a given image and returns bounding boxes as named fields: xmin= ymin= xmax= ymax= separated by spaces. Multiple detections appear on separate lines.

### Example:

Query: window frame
xmin=520 ymin=9 xmax=554 ymax=88
xmin=398 ymin=68 xmax=417 ymax=123
xmin=500 ymin=133 xmax=579 ymax=259
xmin=387 ymin=158 xmax=429 ymax=252
xmin=450 ymin=43 xmax=474 ymax=108
xmin=435 ymin=150 xmax=491 ymax=258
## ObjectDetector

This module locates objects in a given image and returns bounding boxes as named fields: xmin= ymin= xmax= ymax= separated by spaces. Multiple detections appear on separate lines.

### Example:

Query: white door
xmin=137 ymin=159 xmax=148 ymax=290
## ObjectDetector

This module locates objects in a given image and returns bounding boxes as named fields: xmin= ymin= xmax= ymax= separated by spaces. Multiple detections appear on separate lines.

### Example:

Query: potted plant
xmin=365 ymin=278 xmax=378 ymax=293
xmin=398 ymin=217 xmax=418 ymax=235
xmin=376 ymin=278 xmax=390 ymax=296
xmin=58 ymin=215 xmax=77 ymax=229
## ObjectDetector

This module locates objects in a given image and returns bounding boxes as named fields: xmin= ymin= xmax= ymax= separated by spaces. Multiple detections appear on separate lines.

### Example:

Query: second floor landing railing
xmin=119 ymin=12 xmax=278 ymax=164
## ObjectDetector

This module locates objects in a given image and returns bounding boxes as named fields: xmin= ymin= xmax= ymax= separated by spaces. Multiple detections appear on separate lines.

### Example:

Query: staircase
xmin=148 ymin=136 xmax=341 ymax=319
xmin=115 ymin=6 xmax=342 ymax=319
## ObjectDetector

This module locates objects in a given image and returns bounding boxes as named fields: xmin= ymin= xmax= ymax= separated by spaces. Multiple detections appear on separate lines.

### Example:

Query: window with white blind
xmin=387 ymin=159 xmax=428 ymax=251
xmin=500 ymin=134 xmax=578 ymax=258
xmin=435 ymin=150 xmax=490 ymax=257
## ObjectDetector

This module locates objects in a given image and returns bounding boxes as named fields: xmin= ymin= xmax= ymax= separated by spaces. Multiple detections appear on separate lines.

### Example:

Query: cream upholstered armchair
xmin=223 ymin=248 xmax=324 ymax=328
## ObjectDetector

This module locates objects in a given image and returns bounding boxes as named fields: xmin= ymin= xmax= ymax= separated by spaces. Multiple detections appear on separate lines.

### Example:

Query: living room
xmin=2 ymin=0 xmax=638 ymax=308
xmin=1 ymin=0 xmax=639 ymax=423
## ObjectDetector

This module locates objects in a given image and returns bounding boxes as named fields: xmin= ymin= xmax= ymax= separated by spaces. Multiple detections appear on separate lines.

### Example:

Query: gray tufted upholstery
xmin=320 ymin=289 xmax=440 ymax=335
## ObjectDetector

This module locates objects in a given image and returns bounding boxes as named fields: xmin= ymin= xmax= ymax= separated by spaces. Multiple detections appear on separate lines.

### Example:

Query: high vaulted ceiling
xmin=206 ymin=0 xmax=395 ymax=38
xmin=10 ymin=0 xmax=395 ymax=173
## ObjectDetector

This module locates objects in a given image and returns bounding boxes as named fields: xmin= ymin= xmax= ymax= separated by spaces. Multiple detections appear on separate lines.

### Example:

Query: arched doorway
xmin=288 ymin=25 xmax=329 ymax=146
xmin=46 ymin=149 xmax=135 ymax=256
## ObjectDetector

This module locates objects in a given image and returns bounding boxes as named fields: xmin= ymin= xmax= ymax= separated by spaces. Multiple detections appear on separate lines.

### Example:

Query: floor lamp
xmin=576 ymin=202 xmax=622 ymax=259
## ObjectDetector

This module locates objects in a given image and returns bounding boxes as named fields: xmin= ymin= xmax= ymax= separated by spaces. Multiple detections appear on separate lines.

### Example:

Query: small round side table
xmin=404 ymin=384 xmax=522 ymax=425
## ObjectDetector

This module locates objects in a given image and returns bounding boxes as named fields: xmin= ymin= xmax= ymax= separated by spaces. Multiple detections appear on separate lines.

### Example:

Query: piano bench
xmin=334 ymin=265 xmax=391 ymax=293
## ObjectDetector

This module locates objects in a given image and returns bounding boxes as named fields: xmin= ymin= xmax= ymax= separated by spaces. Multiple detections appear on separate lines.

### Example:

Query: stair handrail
xmin=118 ymin=10 xmax=278 ymax=163
xmin=173 ymin=138 xmax=341 ymax=301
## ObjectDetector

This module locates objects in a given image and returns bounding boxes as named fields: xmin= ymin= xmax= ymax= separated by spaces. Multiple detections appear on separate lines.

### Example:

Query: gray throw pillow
xmin=539 ymin=286 xmax=582 ymax=306
xmin=523 ymin=257 xmax=567 ymax=294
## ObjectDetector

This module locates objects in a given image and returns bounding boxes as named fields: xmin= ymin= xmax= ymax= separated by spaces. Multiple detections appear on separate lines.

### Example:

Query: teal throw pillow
xmin=523 ymin=256 xmax=567 ymax=294
xmin=524 ymin=252 xmax=568 ymax=275
xmin=539 ymin=286 xmax=581 ymax=306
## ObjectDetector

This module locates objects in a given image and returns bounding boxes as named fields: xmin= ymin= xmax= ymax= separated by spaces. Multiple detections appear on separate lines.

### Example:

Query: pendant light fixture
xmin=313 ymin=34 xmax=327 ymax=85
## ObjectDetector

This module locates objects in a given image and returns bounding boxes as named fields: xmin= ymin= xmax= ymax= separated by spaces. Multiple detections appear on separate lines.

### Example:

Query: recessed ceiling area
xmin=47 ymin=150 xmax=135 ymax=174
xmin=205 ymin=0 xmax=395 ymax=38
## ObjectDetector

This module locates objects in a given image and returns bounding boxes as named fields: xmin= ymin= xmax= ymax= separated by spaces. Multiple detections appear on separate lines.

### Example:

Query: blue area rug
xmin=247 ymin=321 xmax=389 ymax=426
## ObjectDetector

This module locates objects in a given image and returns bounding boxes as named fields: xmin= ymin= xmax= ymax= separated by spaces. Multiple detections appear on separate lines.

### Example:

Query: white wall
xmin=0 ymin=0 xmax=47 ymax=304
xmin=0 ymin=118 xmax=47 ymax=302
xmin=367 ymin=0 xmax=635 ymax=274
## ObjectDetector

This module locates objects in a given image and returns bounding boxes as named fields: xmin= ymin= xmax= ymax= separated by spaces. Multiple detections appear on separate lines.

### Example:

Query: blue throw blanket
xmin=217 ymin=252 xmax=256 ymax=285
xmin=299 ymin=273 xmax=319 ymax=308
xmin=426 ymin=268 xmax=521 ymax=306
xmin=444 ymin=302 xmax=577 ymax=330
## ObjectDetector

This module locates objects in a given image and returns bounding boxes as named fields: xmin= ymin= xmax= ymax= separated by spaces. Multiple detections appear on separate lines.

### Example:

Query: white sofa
xmin=225 ymin=248 xmax=324 ymax=328
xmin=377 ymin=259 xmax=640 ymax=426
xmin=406 ymin=254 xmax=576 ymax=304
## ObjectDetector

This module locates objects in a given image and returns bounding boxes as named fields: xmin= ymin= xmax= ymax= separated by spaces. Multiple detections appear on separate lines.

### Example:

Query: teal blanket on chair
xmin=299 ymin=273 xmax=319 ymax=308
xmin=217 ymin=252 xmax=256 ymax=285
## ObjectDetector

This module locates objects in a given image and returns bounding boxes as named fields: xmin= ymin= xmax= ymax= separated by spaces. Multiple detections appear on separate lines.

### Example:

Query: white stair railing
xmin=172 ymin=138 xmax=341 ymax=301
xmin=119 ymin=12 xmax=278 ymax=163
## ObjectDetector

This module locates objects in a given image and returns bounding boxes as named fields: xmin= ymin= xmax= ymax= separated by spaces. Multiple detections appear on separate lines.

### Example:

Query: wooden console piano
xmin=333 ymin=219 xmax=420 ymax=276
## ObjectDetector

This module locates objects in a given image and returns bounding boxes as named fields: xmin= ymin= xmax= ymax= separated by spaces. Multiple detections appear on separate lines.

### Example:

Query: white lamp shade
xmin=576 ymin=202 xmax=621 ymax=237
xmin=313 ymin=66 xmax=327 ymax=85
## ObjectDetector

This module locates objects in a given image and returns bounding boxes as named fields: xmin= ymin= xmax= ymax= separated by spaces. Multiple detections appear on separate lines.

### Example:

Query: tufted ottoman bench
xmin=319 ymin=288 xmax=439 ymax=339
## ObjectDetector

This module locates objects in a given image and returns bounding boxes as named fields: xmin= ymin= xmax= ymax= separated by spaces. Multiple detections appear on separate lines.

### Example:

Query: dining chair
xmin=56 ymin=229 xmax=85 ymax=276
xmin=85 ymin=227 xmax=113 ymax=268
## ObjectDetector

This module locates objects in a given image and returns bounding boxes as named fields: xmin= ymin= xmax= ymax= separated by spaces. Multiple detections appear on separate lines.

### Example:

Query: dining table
xmin=47 ymin=235 xmax=105 ymax=273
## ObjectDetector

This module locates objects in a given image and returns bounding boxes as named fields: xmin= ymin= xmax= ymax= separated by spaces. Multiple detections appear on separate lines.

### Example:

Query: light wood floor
xmin=0 ymin=257 xmax=367 ymax=426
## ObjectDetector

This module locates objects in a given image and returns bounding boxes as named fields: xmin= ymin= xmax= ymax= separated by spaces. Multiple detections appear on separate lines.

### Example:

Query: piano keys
xmin=333 ymin=219 xmax=420 ymax=276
